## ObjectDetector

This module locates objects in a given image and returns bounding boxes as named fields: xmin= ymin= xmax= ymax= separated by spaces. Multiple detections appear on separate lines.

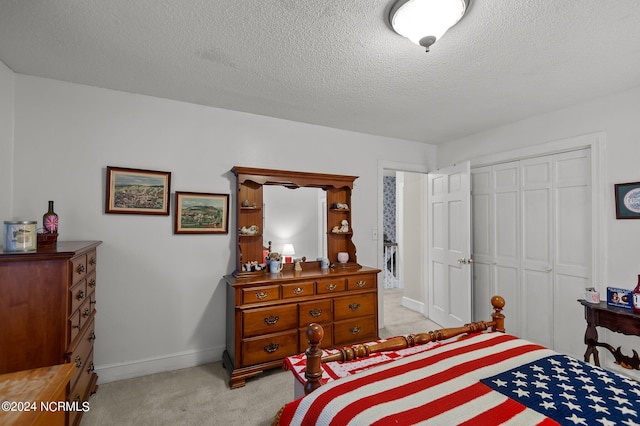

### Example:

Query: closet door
xmin=471 ymin=149 xmax=591 ymax=358
xmin=471 ymin=162 xmax=520 ymax=335
xmin=520 ymin=157 xmax=554 ymax=348
xmin=552 ymin=149 xmax=591 ymax=356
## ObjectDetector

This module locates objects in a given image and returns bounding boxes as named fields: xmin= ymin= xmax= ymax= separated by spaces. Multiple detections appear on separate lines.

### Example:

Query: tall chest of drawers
xmin=0 ymin=240 xmax=101 ymax=426
xmin=223 ymin=266 xmax=380 ymax=389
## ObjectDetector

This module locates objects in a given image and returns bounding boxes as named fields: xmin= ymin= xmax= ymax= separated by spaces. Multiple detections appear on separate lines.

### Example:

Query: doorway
xmin=378 ymin=162 xmax=430 ymax=330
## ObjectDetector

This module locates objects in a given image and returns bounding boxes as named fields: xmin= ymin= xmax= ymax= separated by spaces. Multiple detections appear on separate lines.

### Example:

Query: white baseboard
xmin=401 ymin=296 xmax=424 ymax=314
xmin=96 ymin=345 xmax=225 ymax=384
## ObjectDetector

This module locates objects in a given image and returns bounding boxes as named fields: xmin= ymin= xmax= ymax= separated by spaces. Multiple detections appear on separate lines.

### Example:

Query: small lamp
xmin=389 ymin=0 xmax=469 ymax=52
xmin=282 ymin=244 xmax=295 ymax=263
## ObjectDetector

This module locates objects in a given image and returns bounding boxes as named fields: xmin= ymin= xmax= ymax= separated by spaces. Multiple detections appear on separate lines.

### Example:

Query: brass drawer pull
xmin=255 ymin=291 xmax=268 ymax=300
xmin=76 ymin=264 xmax=85 ymax=274
xmin=309 ymin=309 xmax=323 ymax=318
xmin=293 ymin=287 xmax=304 ymax=295
xmin=356 ymin=280 xmax=367 ymax=288
xmin=89 ymin=331 xmax=96 ymax=341
xmin=264 ymin=343 xmax=279 ymax=354
xmin=87 ymin=362 xmax=95 ymax=373
xmin=88 ymin=279 xmax=96 ymax=288
xmin=76 ymin=290 xmax=85 ymax=301
xmin=326 ymin=284 xmax=337 ymax=291
xmin=90 ymin=298 xmax=96 ymax=306
xmin=350 ymin=326 xmax=361 ymax=335
xmin=349 ymin=303 xmax=361 ymax=311
xmin=83 ymin=308 xmax=91 ymax=318
xmin=74 ymin=355 xmax=83 ymax=368
xmin=72 ymin=322 xmax=81 ymax=330
xmin=89 ymin=257 xmax=97 ymax=266
xmin=264 ymin=315 xmax=279 ymax=325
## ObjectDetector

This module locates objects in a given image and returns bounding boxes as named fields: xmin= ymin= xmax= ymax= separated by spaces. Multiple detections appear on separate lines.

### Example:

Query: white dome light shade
xmin=390 ymin=0 xmax=468 ymax=51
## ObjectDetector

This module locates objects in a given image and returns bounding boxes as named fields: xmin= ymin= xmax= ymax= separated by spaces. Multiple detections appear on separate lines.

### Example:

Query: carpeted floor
xmin=81 ymin=289 xmax=439 ymax=426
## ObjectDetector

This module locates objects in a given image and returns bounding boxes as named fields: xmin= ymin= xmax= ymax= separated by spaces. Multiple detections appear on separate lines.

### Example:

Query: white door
xmin=471 ymin=162 xmax=521 ymax=332
xmin=471 ymin=149 xmax=591 ymax=358
xmin=427 ymin=162 xmax=472 ymax=328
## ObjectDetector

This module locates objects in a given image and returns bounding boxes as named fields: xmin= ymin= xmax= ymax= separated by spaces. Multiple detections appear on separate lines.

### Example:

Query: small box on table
xmin=606 ymin=287 xmax=633 ymax=309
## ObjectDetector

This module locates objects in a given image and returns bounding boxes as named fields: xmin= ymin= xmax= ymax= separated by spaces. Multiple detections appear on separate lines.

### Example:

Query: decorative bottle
xmin=42 ymin=201 xmax=59 ymax=234
xmin=633 ymin=274 xmax=640 ymax=314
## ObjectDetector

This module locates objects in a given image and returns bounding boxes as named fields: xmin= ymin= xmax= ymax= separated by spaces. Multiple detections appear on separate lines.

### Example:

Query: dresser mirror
xmin=232 ymin=166 xmax=358 ymax=275
xmin=262 ymin=185 xmax=327 ymax=261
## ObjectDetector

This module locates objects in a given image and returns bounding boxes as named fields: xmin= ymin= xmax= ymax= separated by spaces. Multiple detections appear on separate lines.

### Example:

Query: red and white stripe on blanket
xmin=277 ymin=332 xmax=640 ymax=425
xmin=283 ymin=337 xmax=442 ymax=386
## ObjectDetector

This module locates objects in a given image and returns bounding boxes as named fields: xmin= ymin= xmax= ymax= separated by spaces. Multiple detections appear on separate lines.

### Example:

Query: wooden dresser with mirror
xmin=223 ymin=167 xmax=381 ymax=389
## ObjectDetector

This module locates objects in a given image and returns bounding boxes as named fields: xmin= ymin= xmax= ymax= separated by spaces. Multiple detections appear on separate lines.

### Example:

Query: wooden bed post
xmin=304 ymin=323 xmax=324 ymax=395
xmin=490 ymin=295 xmax=505 ymax=333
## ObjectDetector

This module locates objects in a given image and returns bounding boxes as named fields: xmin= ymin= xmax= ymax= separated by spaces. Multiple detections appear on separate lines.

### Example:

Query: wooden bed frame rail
xmin=303 ymin=295 xmax=505 ymax=395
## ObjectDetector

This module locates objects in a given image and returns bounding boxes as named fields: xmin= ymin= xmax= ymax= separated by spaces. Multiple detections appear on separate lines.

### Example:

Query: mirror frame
xmin=232 ymin=166 xmax=359 ymax=276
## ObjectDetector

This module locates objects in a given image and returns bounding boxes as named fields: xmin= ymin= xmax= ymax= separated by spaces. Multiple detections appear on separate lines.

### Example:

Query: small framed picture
xmin=614 ymin=181 xmax=640 ymax=219
xmin=174 ymin=192 xmax=229 ymax=234
xmin=105 ymin=167 xmax=171 ymax=215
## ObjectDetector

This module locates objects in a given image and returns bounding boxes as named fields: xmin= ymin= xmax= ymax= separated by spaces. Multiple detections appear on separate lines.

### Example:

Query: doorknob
xmin=457 ymin=258 xmax=474 ymax=264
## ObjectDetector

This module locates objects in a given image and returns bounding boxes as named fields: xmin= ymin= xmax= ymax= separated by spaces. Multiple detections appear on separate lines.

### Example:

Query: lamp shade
xmin=389 ymin=0 xmax=468 ymax=51
xmin=282 ymin=244 xmax=295 ymax=256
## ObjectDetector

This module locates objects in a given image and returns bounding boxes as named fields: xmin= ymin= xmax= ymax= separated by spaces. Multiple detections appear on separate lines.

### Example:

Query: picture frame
xmin=174 ymin=192 xmax=229 ymax=234
xmin=105 ymin=166 xmax=171 ymax=215
xmin=614 ymin=181 xmax=640 ymax=219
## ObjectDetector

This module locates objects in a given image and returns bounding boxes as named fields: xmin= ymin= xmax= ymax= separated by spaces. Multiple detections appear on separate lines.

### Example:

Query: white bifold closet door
xmin=472 ymin=148 xmax=591 ymax=359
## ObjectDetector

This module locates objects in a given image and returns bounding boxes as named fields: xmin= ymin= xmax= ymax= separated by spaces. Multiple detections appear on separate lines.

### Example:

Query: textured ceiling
xmin=1 ymin=0 xmax=640 ymax=144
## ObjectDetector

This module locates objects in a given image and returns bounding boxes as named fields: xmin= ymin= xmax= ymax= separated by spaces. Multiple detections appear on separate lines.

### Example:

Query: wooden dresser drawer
xmin=298 ymin=299 xmax=332 ymax=326
xmin=86 ymin=271 xmax=97 ymax=297
xmin=70 ymin=254 xmax=87 ymax=285
xmin=347 ymin=274 xmax=376 ymax=291
xmin=333 ymin=316 xmax=377 ymax=345
xmin=299 ymin=324 xmax=333 ymax=349
xmin=68 ymin=319 xmax=94 ymax=391
xmin=334 ymin=293 xmax=376 ymax=321
xmin=242 ymin=285 xmax=280 ymax=305
xmin=242 ymin=304 xmax=298 ymax=337
xmin=242 ymin=331 xmax=298 ymax=365
xmin=316 ymin=278 xmax=346 ymax=294
xmin=86 ymin=250 xmax=97 ymax=273
xmin=68 ymin=349 xmax=94 ymax=426
xmin=68 ymin=310 xmax=81 ymax=345
xmin=281 ymin=281 xmax=314 ymax=299
xmin=69 ymin=279 xmax=87 ymax=315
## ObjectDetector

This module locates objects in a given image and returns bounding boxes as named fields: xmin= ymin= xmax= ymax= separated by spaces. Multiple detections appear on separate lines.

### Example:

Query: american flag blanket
xmin=276 ymin=332 xmax=640 ymax=425
xmin=283 ymin=337 xmax=442 ymax=386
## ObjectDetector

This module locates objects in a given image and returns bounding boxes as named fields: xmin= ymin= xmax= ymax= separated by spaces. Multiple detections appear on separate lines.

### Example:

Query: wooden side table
xmin=0 ymin=363 xmax=75 ymax=425
xmin=579 ymin=299 xmax=640 ymax=369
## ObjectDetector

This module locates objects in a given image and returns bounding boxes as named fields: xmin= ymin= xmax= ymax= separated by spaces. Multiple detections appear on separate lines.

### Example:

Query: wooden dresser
xmin=0 ymin=241 xmax=101 ymax=426
xmin=224 ymin=266 xmax=379 ymax=388
xmin=223 ymin=167 xmax=380 ymax=388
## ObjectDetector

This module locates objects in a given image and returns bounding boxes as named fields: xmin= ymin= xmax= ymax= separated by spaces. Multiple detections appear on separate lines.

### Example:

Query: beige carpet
xmin=81 ymin=289 xmax=440 ymax=426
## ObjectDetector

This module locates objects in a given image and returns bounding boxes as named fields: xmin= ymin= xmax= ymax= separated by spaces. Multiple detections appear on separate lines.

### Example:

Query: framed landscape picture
xmin=615 ymin=181 xmax=640 ymax=219
xmin=105 ymin=166 xmax=171 ymax=215
xmin=174 ymin=192 xmax=229 ymax=234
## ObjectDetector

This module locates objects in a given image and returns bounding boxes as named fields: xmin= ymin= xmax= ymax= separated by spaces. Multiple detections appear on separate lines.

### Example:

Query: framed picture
xmin=614 ymin=181 xmax=640 ymax=219
xmin=105 ymin=166 xmax=171 ymax=215
xmin=174 ymin=192 xmax=229 ymax=234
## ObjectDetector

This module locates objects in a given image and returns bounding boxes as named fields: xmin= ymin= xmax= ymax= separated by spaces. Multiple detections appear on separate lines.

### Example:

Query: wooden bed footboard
xmin=303 ymin=295 xmax=505 ymax=396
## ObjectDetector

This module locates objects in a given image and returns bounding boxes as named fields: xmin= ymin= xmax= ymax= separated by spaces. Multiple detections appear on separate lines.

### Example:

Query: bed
xmin=273 ymin=296 xmax=640 ymax=425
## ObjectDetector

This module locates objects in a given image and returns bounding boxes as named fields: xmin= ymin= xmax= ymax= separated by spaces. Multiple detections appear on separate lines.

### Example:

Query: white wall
xmin=7 ymin=74 xmax=436 ymax=383
xmin=437 ymin=84 xmax=640 ymax=378
xmin=0 ymin=60 xmax=14 ymax=226
xmin=399 ymin=171 xmax=425 ymax=307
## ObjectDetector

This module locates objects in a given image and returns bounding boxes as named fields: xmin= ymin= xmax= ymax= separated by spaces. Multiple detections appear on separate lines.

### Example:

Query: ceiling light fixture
xmin=389 ymin=0 xmax=469 ymax=52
